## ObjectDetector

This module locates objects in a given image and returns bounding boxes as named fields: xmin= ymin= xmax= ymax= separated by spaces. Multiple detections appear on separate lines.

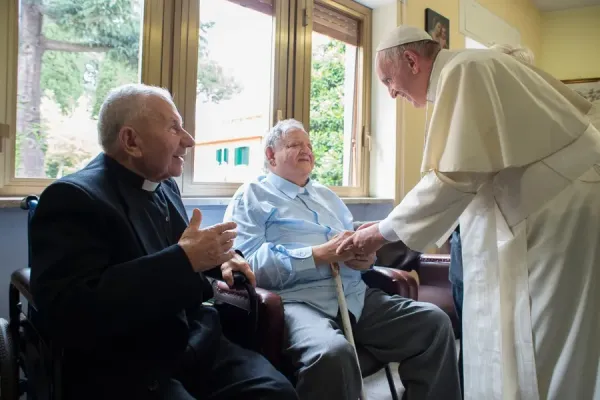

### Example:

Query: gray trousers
xmin=283 ymin=288 xmax=461 ymax=400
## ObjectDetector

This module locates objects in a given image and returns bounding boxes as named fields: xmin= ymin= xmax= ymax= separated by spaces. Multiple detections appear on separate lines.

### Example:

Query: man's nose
xmin=388 ymin=87 xmax=397 ymax=98
xmin=181 ymin=129 xmax=195 ymax=148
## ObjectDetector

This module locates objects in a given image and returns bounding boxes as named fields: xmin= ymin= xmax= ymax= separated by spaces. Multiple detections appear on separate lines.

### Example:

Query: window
xmin=1 ymin=0 xmax=372 ymax=197
xmin=299 ymin=0 xmax=372 ymax=196
xmin=191 ymin=0 xmax=275 ymax=185
xmin=0 ymin=0 xmax=167 ymax=194
xmin=465 ymin=37 xmax=487 ymax=49
xmin=234 ymin=146 xmax=250 ymax=166
xmin=14 ymin=0 xmax=144 ymax=180
xmin=223 ymin=148 xmax=229 ymax=164
xmin=308 ymin=3 xmax=359 ymax=187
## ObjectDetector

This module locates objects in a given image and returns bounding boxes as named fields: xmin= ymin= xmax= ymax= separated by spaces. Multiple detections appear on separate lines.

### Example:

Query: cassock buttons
xmin=165 ymin=216 xmax=170 ymax=222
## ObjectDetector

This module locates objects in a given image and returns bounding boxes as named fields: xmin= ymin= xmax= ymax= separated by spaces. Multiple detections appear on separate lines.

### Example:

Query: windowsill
xmin=181 ymin=197 xmax=394 ymax=207
xmin=0 ymin=196 xmax=394 ymax=209
xmin=0 ymin=197 xmax=23 ymax=208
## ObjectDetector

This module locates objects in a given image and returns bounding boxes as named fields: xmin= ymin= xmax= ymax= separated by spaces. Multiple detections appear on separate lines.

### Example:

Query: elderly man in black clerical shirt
xmin=29 ymin=84 xmax=298 ymax=400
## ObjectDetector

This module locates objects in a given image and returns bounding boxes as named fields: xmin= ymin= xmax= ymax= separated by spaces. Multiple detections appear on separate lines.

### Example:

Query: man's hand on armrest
xmin=220 ymin=251 xmax=256 ymax=288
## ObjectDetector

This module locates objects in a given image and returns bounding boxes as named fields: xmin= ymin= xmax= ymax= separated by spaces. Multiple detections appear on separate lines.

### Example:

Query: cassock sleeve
xmin=378 ymin=171 xmax=492 ymax=252
xmin=30 ymin=181 xmax=206 ymax=345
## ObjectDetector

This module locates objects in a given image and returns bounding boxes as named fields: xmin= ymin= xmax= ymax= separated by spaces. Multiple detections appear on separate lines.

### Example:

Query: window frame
xmin=295 ymin=0 xmax=372 ymax=197
xmin=178 ymin=0 xmax=293 ymax=197
xmin=0 ymin=0 xmax=372 ymax=198
xmin=0 ymin=0 xmax=170 ymax=196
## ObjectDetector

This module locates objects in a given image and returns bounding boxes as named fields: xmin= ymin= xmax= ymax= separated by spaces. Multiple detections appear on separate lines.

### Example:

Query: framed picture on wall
xmin=562 ymin=78 xmax=600 ymax=103
xmin=425 ymin=8 xmax=449 ymax=49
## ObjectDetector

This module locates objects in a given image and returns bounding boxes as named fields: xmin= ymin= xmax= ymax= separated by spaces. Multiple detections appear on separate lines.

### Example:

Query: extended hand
xmin=221 ymin=252 xmax=256 ymax=288
xmin=336 ymin=223 xmax=388 ymax=256
xmin=179 ymin=209 xmax=238 ymax=273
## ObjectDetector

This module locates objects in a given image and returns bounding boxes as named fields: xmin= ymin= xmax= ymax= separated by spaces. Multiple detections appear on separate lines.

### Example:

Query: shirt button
xmin=165 ymin=216 xmax=170 ymax=222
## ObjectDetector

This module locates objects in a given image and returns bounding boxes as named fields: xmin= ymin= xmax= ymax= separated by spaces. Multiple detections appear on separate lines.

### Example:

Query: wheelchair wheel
xmin=0 ymin=318 xmax=19 ymax=400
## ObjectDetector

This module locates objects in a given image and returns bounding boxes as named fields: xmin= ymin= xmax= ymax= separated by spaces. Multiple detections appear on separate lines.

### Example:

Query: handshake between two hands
xmin=312 ymin=221 xmax=386 ymax=271
xmin=178 ymin=209 xmax=388 ymax=287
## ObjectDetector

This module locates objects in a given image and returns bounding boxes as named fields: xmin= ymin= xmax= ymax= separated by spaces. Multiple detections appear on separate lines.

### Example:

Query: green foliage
xmin=309 ymin=39 xmax=346 ymax=186
xmin=43 ymin=0 xmax=141 ymax=66
xmin=40 ymin=24 xmax=85 ymax=115
xmin=18 ymin=0 xmax=242 ymax=177
xmin=91 ymin=56 xmax=138 ymax=117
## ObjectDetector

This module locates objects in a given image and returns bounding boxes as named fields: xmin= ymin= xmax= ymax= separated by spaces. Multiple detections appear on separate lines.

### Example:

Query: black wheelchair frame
xmin=0 ymin=196 xmax=63 ymax=400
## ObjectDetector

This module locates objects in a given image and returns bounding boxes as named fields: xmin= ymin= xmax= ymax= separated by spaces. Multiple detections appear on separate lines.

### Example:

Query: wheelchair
xmin=0 ymin=195 xmax=63 ymax=400
xmin=0 ymin=195 xmax=260 ymax=400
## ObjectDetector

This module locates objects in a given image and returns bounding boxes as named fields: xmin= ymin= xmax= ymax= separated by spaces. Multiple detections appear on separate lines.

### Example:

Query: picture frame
xmin=425 ymin=8 xmax=449 ymax=49
xmin=562 ymin=78 xmax=600 ymax=103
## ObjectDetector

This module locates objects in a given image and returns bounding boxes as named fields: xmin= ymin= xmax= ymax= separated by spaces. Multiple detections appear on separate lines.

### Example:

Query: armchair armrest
xmin=362 ymin=267 xmax=418 ymax=300
xmin=212 ymin=281 xmax=285 ymax=369
xmin=418 ymin=254 xmax=451 ymax=288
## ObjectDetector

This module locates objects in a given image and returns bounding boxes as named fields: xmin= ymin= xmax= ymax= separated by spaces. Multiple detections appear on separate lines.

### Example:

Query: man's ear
xmin=265 ymin=146 xmax=276 ymax=166
xmin=404 ymin=50 xmax=420 ymax=74
xmin=119 ymin=126 xmax=143 ymax=158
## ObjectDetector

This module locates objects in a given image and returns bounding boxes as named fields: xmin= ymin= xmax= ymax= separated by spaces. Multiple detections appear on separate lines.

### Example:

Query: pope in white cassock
xmin=339 ymin=25 xmax=600 ymax=400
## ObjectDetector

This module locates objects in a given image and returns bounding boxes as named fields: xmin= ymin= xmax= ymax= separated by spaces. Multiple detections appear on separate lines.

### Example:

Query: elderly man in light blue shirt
xmin=224 ymin=119 xmax=461 ymax=400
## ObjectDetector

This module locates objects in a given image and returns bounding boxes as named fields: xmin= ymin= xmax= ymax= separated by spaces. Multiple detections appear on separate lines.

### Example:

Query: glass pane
xmin=309 ymin=31 xmax=357 ymax=187
xmin=466 ymin=37 xmax=487 ymax=49
xmin=194 ymin=0 xmax=274 ymax=183
xmin=15 ymin=0 xmax=143 ymax=178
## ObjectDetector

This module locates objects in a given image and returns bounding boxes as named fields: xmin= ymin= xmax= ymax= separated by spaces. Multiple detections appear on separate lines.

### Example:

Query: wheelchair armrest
xmin=212 ymin=281 xmax=285 ymax=369
xmin=362 ymin=266 xmax=418 ymax=300
xmin=10 ymin=268 xmax=35 ymax=308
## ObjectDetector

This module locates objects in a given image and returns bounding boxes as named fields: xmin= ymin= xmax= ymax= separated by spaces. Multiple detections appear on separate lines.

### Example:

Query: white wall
xmin=369 ymin=1 xmax=398 ymax=200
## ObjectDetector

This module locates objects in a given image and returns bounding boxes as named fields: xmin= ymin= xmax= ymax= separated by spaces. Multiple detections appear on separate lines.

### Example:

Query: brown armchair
xmin=212 ymin=224 xmax=419 ymax=400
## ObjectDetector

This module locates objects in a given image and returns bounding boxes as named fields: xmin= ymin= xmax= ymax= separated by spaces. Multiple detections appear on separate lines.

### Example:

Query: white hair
xmin=263 ymin=118 xmax=306 ymax=170
xmin=490 ymin=44 xmax=535 ymax=65
xmin=97 ymin=83 xmax=175 ymax=153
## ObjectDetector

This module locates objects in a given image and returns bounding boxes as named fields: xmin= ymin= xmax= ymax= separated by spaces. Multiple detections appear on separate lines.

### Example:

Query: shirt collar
xmin=103 ymin=153 xmax=161 ymax=192
xmin=266 ymin=172 xmax=315 ymax=199
xmin=426 ymin=49 xmax=456 ymax=103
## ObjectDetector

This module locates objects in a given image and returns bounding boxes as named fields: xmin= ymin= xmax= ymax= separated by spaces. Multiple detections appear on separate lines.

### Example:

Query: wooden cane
xmin=331 ymin=262 xmax=367 ymax=400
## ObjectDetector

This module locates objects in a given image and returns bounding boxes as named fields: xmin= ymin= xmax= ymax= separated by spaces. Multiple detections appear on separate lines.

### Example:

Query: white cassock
xmin=379 ymin=49 xmax=600 ymax=400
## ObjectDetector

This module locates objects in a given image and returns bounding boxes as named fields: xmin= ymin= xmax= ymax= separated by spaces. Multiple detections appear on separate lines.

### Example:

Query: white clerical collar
xmin=426 ymin=49 xmax=457 ymax=103
xmin=141 ymin=180 xmax=160 ymax=192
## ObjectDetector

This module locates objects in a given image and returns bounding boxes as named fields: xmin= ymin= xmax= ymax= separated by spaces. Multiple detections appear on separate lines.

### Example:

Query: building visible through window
xmin=234 ymin=146 xmax=250 ymax=166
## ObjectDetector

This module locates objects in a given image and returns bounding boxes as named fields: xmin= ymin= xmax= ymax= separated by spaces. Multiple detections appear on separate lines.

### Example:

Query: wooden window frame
xmin=0 ymin=0 xmax=171 ymax=196
xmin=0 ymin=0 xmax=372 ymax=199
xmin=294 ymin=0 xmax=372 ymax=197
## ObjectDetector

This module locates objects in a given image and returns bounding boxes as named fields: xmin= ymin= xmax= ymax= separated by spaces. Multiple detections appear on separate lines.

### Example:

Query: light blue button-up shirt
xmin=224 ymin=173 xmax=368 ymax=319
